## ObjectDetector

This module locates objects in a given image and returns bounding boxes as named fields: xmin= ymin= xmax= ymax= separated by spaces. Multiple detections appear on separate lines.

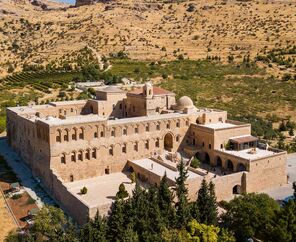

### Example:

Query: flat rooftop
xmin=221 ymin=148 xmax=279 ymax=161
xmin=131 ymin=158 xmax=201 ymax=181
xmin=64 ymin=172 xmax=135 ymax=208
xmin=199 ymin=122 xmax=237 ymax=130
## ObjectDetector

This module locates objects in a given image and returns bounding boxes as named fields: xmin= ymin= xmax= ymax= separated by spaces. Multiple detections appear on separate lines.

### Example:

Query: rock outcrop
xmin=75 ymin=0 xmax=112 ymax=7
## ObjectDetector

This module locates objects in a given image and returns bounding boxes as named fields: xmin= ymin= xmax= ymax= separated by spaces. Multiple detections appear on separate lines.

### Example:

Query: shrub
xmin=11 ymin=194 xmax=22 ymax=200
xmin=190 ymin=158 xmax=200 ymax=169
xmin=80 ymin=187 xmax=88 ymax=195
xmin=116 ymin=183 xmax=128 ymax=199
xmin=130 ymin=172 xmax=136 ymax=183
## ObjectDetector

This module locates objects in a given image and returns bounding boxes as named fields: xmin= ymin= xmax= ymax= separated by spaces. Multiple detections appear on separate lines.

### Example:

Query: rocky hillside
xmin=0 ymin=0 xmax=296 ymax=76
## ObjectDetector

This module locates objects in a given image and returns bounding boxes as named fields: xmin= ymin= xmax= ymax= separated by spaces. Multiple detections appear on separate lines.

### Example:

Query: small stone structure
xmin=6 ymin=83 xmax=287 ymax=224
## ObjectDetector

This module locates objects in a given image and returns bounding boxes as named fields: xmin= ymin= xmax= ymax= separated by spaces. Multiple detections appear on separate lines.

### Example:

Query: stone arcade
xmin=6 ymin=83 xmax=287 ymax=224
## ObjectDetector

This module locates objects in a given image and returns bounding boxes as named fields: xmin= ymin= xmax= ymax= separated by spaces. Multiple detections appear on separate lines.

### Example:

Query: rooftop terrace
xmin=220 ymin=148 xmax=281 ymax=161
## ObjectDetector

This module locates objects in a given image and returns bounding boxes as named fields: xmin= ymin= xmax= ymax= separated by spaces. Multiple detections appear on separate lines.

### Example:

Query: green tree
xmin=175 ymin=159 xmax=190 ymax=228
xmin=107 ymin=199 xmax=126 ymax=241
xmin=187 ymin=219 xmax=219 ymax=242
xmin=221 ymin=193 xmax=280 ymax=241
xmin=268 ymin=200 xmax=296 ymax=242
xmin=195 ymin=179 xmax=217 ymax=225
xmin=116 ymin=183 xmax=129 ymax=199
xmin=158 ymin=172 xmax=175 ymax=227
xmin=80 ymin=211 xmax=107 ymax=242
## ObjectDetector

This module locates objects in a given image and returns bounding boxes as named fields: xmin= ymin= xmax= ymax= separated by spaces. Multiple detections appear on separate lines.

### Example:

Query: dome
xmin=177 ymin=96 xmax=194 ymax=109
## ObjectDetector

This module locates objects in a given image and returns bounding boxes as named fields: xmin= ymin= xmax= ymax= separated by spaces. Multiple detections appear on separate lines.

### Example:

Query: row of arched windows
xmin=55 ymin=118 xmax=189 ymax=143
xmin=59 ymin=136 xmax=180 ymax=164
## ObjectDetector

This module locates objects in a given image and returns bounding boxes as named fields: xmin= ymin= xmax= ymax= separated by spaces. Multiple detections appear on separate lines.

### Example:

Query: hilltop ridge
xmin=0 ymin=0 xmax=296 ymax=76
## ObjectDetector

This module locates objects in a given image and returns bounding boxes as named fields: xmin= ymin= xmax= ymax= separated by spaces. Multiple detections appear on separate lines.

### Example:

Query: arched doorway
xmin=233 ymin=185 xmax=241 ymax=194
xmin=237 ymin=163 xmax=246 ymax=172
xmin=216 ymin=156 xmax=222 ymax=167
xmin=204 ymin=152 xmax=210 ymax=165
xmin=227 ymin=159 xmax=234 ymax=171
xmin=164 ymin=133 xmax=173 ymax=151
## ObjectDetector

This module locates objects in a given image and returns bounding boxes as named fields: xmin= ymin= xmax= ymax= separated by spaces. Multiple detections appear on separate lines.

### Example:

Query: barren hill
xmin=0 ymin=0 xmax=296 ymax=76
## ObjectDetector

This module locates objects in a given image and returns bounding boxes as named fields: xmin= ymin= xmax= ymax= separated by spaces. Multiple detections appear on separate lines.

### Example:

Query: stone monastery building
xmin=7 ymin=83 xmax=287 ymax=224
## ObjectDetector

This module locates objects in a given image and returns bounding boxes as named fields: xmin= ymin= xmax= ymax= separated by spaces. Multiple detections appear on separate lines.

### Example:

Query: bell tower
xmin=143 ymin=82 xmax=153 ymax=98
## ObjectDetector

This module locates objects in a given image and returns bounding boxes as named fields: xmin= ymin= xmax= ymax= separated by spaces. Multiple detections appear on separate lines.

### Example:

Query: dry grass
xmin=0 ymin=193 xmax=17 ymax=242
xmin=0 ymin=0 xmax=296 ymax=76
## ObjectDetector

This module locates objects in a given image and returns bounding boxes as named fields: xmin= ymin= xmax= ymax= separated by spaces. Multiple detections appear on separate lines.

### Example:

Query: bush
xmin=116 ymin=183 xmax=128 ymax=199
xmin=190 ymin=158 xmax=200 ymax=169
xmin=80 ymin=187 xmax=88 ymax=195
xmin=130 ymin=172 xmax=136 ymax=183
xmin=11 ymin=194 xmax=22 ymax=200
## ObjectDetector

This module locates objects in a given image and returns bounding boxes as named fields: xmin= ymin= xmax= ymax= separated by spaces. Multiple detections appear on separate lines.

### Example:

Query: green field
xmin=108 ymin=59 xmax=296 ymax=118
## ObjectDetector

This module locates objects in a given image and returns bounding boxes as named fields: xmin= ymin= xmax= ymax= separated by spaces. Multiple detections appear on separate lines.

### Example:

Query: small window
xmin=86 ymin=150 xmax=90 ymax=160
xmin=109 ymin=147 xmax=113 ymax=156
xmin=70 ymin=175 xmax=74 ymax=182
xmin=176 ymin=122 xmax=180 ymax=128
xmin=133 ymin=106 xmax=135 ymax=112
xmin=122 ymin=145 xmax=126 ymax=153
xmin=209 ymin=144 xmax=212 ymax=149
xmin=219 ymin=117 xmax=223 ymax=122
xmin=92 ymin=149 xmax=96 ymax=159
xmin=56 ymin=136 xmax=61 ymax=142
xmin=156 ymin=124 xmax=160 ymax=130
xmin=123 ymin=129 xmax=127 ymax=135
xmin=100 ymin=131 xmax=104 ymax=137
xmin=202 ymin=142 xmax=205 ymax=147
xmin=209 ymin=119 xmax=212 ymax=123
xmin=155 ymin=139 xmax=159 ymax=148
xmin=78 ymin=151 xmax=83 ymax=161
xmin=135 ymin=127 xmax=138 ymax=133
xmin=72 ymin=133 xmax=76 ymax=140
xmin=111 ymin=130 xmax=115 ymax=137
xmin=61 ymin=155 xmax=66 ymax=164
xmin=146 ymin=124 xmax=149 ymax=132
xmin=220 ymin=144 xmax=223 ymax=149
xmin=119 ymin=104 xmax=122 ymax=110
xmin=64 ymin=134 xmax=69 ymax=142
xmin=186 ymin=120 xmax=189 ymax=126
xmin=134 ymin=143 xmax=138 ymax=151
xmin=71 ymin=153 xmax=76 ymax=162
xmin=79 ymin=132 xmax=84 ymax=140
xmin=145 ymin=140 xmax=149 ymax=149
xmin=166 ymin=123 xmax=170 ymax=129
xmin=176 ymin=136 xmax=179 ymax=142
xmin=94 ymin=132 xmax=98 ymax=138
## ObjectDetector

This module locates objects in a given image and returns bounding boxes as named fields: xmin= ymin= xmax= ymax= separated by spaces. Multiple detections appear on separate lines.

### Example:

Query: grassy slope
xmin=108 ymin=59 xmax=296 ymax=117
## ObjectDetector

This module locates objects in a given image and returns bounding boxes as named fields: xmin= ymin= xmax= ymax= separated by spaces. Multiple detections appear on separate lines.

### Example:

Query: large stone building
xmin=6 ymin=83 xmax=287 ymax=224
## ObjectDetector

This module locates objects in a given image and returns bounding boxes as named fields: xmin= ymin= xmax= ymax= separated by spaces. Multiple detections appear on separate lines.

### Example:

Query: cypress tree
xmin=158 ymin=172 xmax=175 ymax=227
xmin=197 ymin=179 xmax=218 ymax=225
xmin=80 ymin=211 xmax=107 ymax=242
xmin=175 ymin=159 xmax=190 ymax=228
xmin=107 ymin=199 xmax=126 ymax=241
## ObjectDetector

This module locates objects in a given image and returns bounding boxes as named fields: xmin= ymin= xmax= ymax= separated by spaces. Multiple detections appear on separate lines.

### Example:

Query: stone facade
xmin=6 ymin=83 xmax=287 ymax=224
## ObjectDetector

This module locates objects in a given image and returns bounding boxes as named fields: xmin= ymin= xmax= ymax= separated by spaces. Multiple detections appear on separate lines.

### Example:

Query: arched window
xmin=64 ymin=129 xmax=69 ymax=142
xmin=123 ymin=128 xmax=127 ymax=135
xmin=78 ymin=150 xmax=83 ymax=161
xmin=72 ymin=128 xmax=77 ymax=141
xmin=100 ymin=131 xmax=104 ymax=137
xmin=134 ymin=143 xmax=138 ymax=151
xmin=56 ymin=130 xmax=61 ymax=142
xmin=145 ymin=140 xmax=149 ymax=149
xmin=86 ymin=149 xmax=90 ymax=160
xmin=79 ymin=128 xmax=84 ymax=140
xmin=92 ymin=148 xmax=97 ymax=159
xmin=71 ymin=152 xmax=76 ymax=162
xmin=61 ymin=154 xmax=66 ymax=164
xmin=155 ymin=139 xmax=160 ymax=148
xmin=122 ymin=144 xmax=127 ymax=153
xmin=111 ymin=129 xmax=115 ymax=137
xmin=109 ymin=146 xmax=113 ymax=156
xmin=70 ymin=175 xmax=74 ymax=182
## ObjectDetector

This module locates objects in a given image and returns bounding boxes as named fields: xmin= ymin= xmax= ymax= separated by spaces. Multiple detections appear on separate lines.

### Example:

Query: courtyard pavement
xmin=0 ymin=138 xmax=56 ymax=208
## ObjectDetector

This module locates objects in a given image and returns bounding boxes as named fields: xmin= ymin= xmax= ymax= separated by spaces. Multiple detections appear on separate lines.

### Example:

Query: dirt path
xmin=0 ymin=192 xmax=17 ymax=242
